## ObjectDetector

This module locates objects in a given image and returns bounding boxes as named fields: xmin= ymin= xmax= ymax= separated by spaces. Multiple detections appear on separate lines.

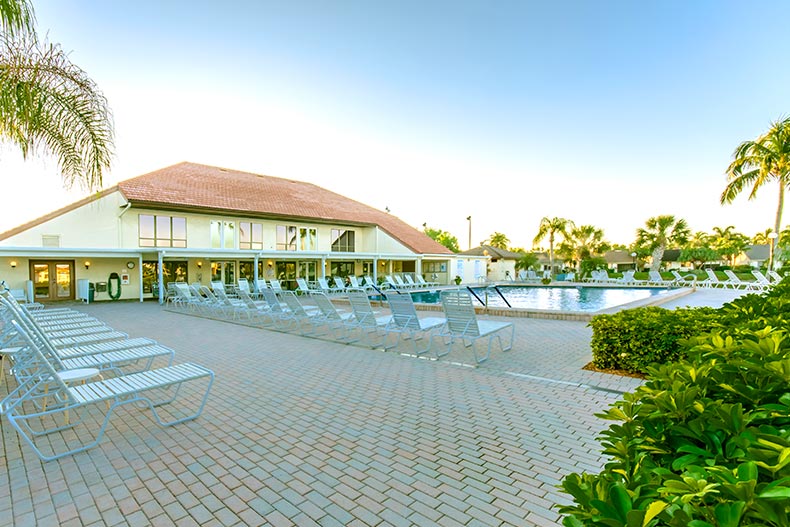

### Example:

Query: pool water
xmin=390 ymin=286 xmax=671 ymax=312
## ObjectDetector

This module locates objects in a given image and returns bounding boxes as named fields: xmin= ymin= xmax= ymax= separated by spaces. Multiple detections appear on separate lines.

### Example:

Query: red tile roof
xmin=118 ymin=162 xmax=452 ymax=255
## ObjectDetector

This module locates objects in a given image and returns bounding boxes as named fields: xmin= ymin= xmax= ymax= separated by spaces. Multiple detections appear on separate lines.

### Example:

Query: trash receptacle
xmin=88 ymin=282 xmax=95 ymax=303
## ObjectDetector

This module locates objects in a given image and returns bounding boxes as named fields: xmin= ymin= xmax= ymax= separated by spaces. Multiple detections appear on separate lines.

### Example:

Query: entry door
xmin=210 ymin=261 xmax=236 ymax=285
xmin=298 ymin=261 xmax=317 ymax=281
xmin=30 ymin=261 xmax=75 ymax=301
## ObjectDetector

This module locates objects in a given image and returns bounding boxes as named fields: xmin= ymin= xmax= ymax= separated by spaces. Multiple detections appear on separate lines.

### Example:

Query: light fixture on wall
xmin=10 ymin=260 xmax=17 ymax=269
xmin=267 ymin=261 xmax=273 ymax=267
xmin=84 ymin=261 xmax=91 ymax=270
xmin=197 ymin=261 xmax=203 ymax=269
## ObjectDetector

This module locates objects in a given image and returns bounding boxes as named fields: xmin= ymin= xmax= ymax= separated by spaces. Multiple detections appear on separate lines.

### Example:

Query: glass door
xmin=210 ymin=261 xmax=236 ymax=286
xmin=298 ymin=261 xmax=317 ymax=282
xmin=30 ymin=260 xmax=74 ymax=301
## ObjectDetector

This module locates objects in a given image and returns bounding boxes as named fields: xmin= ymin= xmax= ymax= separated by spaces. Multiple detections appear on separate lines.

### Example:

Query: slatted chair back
xmin=269 ymin=280 xmax=284 ymax=293
xmin=385 ymin=293 xmax=421 ymax=331
xmin=440 ymin=290 xmax=480 ymax=337
xmin=311 ymin=292 xmax=345 ymax=321
xmin=237 ymin=278 xmax=251 ymax=294
xmin=296 ymin=278 xmax=311 ymax=293
xmin=333 ymin=277 xmax=347 ymax=292
xmin=347 ymin=291 xmax=381 ymax=328
xmin=278 ymin=291 xmax=310 ymax=316
xmin=260 ymin=287 xmax=285 ymax=313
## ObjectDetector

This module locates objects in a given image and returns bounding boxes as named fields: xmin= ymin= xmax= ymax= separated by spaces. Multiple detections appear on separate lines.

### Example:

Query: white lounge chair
xmin=768 ymin=270 xmax=784 ymax=284
xmin=702 ymin=269 xmax=731 ymax=289
xmin=333 ymin=277 xmax=349 ymax=294
xmin=384 ymin=293 xmax=446 ymax=355
xmin=384 ymin=275 xmax=408 ymax=291
xmin=344 ymin=291 xmax=392 ymax=347
xmin=435 ymin=290 xmax=514 ymax=364
xmin=722 ymin=270 xmax=762 ymax=291
xmin=276 ymin=291 xmax=323 ymax=335
xmin=1 ymin=320 xmax=214 ymax=462
xmin=751 ymin=270 xmax=774 ymax=289
xmin=670 ymin=270 xmax=697 ymax=287
xmin=416 ymin=275 xmax=438 ymax=287
xmin=308 ymin=292 xmax=355 ymax=340
xmin=647 ymin=271 xmax=673 ymax=287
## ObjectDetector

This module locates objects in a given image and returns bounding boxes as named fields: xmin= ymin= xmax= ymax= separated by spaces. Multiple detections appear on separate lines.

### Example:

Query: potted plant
xmin=541 ymin=276 xmax=552 ymax=285
xmin=454 ymin=275 xmax=462 ymax=285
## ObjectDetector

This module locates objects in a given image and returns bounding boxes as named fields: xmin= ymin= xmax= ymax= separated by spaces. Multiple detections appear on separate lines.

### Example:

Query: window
xmin=300 ymin=228 xmax=316 ymax=251
xmin=276 ymin=225 xmax=297 ymax=251
xmin=210 ymin=220 xmax=236 ymax=249
xmin=142 ymin=260 xmax=187 ymax=294
xmin=330 ymin=261 xmax=354 ymax=277
xmin=139 ymin=214 xmax=186 ymax=248
xmin=331 ymin=229 xmax=355 ymax=252
xmin=239 ymin=222 xmax=263 ymax=250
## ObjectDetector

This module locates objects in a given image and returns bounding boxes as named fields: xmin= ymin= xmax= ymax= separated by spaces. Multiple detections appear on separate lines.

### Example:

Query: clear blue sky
xmin=3 ymin=0 xmax=789 ymax=248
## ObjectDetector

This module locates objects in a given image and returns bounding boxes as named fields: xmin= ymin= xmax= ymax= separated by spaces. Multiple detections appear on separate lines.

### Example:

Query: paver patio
xmin=0 ymin=291 xmax=739 ymax=526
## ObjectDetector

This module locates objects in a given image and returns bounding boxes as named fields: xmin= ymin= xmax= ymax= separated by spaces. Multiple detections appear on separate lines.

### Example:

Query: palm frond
xmin=0 ymin=35 xmax=114 ymax=189
xmin=0 ymin=0 xmax=35 ymax=36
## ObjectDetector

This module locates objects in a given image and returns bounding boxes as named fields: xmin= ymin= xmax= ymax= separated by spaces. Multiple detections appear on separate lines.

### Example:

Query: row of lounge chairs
xmin=0 ymin=289 xmax=214 ymax=461
xmin=169 ymin=282 xmax=514 ymax=365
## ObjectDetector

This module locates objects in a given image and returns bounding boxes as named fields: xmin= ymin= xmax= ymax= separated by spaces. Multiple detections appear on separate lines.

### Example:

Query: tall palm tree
xmin=635 ymin=215 xmax=690 ymax=272
xmin=721 ymin=116 xmax=790 ymax=263
xmin=533 ymin=217 xmax=574 ymax=274
xmin=487 ymin=232 xmax=510 ymax=250
xmin=0 ymin=0 xmax=113 ymax=189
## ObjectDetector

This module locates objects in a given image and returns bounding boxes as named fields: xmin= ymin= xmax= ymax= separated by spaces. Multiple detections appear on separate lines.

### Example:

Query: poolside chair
xmin=393 ymin=275 xmax=414 ymax=289
xmin=1 ymin=319 xmax=214 ymax=462
xmin=751 ymin=270 xmax=774 ymax=289
xmin=416 ymin=275 xmax=439 ymax=287
xmin=209 ymin=286 xmax=248 ymax=319
xmin=268 ymin=279 xmax=284 ymax=293
xmin=723 ymin=270 xmax=762 ymax=291
xmin=309 ymin=292 xmax=355 ymax=340
xmin=295 ymin=278 xmax=313 ymax=294
xmin=347 ymin=276 xmax=369 ymax=291
xmin=434 ymin=290 xmax=514 ymax=364
xmin=234 ymin=289 xmax=277 ymax=324
xmin=3 ymin=302 xmax=175 ymax=379
xmin=670 ymin=270 xmax=697 ymax=287
xmin=768 ymin=270 xmax=784 ymax=284
xmin=702 ymin=269 xmax=732 ymax=289
xmin=384 ymin=293 xmax=446 ymax=355
xmin=344 ymin=290 xmax=392 ymax=348
xmin=237 ymin=278 xmax=252 ymax=296
xmin=317 ymin=277 xmax=339 ymax=295
xmin=364 ymin=275 xmax=385 ymax=292
xmin=276 ymin=291 xmax=323 ymax=335
xmin=403 ymin=275 xmax=420 ymax=288
xmin=384 ymin=275 xmax=406 ymax=291
xmin=333 ymin=276 xmax=349 ymax=294
xmin=647 ymin=271 xmax=673 ymax=287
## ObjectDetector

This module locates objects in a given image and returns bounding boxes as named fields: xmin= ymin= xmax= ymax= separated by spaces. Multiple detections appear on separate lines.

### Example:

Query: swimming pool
xmin=387 ymin=285 xmax=675 ymax=313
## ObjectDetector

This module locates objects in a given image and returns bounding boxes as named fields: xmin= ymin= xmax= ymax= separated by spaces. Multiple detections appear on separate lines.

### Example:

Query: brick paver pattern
xmin=0 ymin=300 xmax=646 ymax=526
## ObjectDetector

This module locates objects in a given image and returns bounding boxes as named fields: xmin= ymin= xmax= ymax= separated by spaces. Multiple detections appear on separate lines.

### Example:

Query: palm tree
xmin=558 ymin=225 xmax=610 ymax=273
xmin=533 ymin=217 xmax=574 ymax=275
xmin=0 ymin=0 xmax=113 ymax=189
xmin=752 ymin=228 xmax=774 ymax=245
xmin=487 ymin=232 xmax=510 ymax=250
xmin=721 ymin=116 xmax=790 ymax=264
xmin=635 ymin=215 xmax=690 ymax=272
xmin=709 ymin=225 xmax=748 ymax=267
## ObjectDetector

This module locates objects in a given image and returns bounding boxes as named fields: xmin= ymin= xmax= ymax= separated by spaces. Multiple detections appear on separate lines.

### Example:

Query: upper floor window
xmin=331 ymin=228 xmax=355 ymax=252
xmin=210 ymin=220 xmax=235 ymax=249
xmin=139 ymin=214 xmax=186 ymax=248
xmin=300 ymin=228 xmax=316 ymax=251
xmin=276 ymin=225 xmax=297 ymax=251
xmin=239 ymin=222 xmax=263 ymax=250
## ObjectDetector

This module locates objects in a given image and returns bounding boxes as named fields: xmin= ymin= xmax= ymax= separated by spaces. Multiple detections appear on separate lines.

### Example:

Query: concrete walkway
xmin=0 ymin=289 xmax=739 ymax=526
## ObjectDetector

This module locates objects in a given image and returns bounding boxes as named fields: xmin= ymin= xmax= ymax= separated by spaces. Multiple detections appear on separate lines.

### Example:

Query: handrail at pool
xmin=466 ymin=286 xmax=486 ymax=306
xmin=492 ymin=286 xmax=512 ymax=308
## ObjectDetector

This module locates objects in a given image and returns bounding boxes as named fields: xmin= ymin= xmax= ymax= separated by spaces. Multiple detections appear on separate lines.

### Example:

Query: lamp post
xmin=466 ymin=216 xmax=472 ymax=250
xmin=630 ymin=252 xmax=637 ymax=270
xmin=768 ymin=232 xmax=779 ymax=272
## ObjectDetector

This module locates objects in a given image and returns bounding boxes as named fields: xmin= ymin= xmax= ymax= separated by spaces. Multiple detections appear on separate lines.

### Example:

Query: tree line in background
xmin=424 ymin=116 xmax=790 ymax=276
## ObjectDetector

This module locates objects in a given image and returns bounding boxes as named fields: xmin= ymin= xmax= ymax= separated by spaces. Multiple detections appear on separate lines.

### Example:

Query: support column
xmin=138 ymin=255 xmax=143 ymax=302
xmin=254 ymin=254 xmax=260 ymax=292
xmin=157 ymin=251 xmax=164 ymax=305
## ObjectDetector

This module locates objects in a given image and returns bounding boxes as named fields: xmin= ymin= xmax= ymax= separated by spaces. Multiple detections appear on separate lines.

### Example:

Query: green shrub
xmin=560 ymin=327 xmax=790 ymax=526
xmin=589 ymin=307 xmax=720 ymax=373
